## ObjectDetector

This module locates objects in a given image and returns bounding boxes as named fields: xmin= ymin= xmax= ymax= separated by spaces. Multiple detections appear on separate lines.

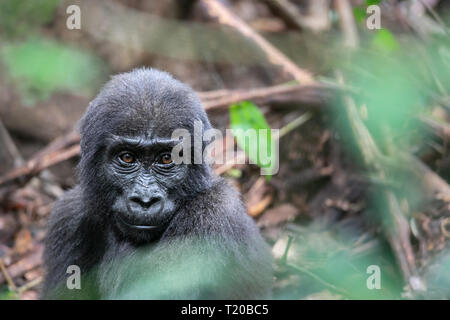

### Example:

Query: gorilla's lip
xmin=116 ymin=214 xmax=159 ymax=230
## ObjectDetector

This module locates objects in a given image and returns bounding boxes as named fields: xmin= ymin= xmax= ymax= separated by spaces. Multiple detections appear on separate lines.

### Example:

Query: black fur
xmin=42 ymin=68 xmax=272 ymax=299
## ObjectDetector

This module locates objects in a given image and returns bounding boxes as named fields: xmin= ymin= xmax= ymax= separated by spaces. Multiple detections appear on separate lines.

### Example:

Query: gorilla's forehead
xmin=80 ymin=68 xmax=211 ymax=147
xmin=105 ymin=104 xmax=201 ymax=139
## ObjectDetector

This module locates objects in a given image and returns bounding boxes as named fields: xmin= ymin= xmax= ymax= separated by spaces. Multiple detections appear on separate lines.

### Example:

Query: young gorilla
xmin=42 ymin=68 xmax=273 ymax=299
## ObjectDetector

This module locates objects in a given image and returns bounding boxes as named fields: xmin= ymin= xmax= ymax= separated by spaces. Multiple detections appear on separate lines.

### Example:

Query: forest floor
xmin=0 ymin=0 xmax=450 ymax=300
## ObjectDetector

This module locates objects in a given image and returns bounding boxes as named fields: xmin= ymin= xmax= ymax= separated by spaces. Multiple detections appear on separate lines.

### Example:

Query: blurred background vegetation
xmin=0 ymin=0 xmax=449 ymax=300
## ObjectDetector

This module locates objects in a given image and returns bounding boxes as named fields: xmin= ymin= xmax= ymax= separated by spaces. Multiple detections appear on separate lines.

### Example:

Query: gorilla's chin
xmin=114 ymin=213 xmax=167 ymax=244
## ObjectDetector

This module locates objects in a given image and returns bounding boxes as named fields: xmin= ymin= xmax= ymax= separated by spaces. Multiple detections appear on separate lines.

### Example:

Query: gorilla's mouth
xmin=116 ymin=214 xmax=159 ymax=230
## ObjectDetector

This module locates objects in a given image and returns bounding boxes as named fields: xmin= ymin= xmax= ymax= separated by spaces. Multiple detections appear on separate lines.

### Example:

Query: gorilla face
xmin=106 ymin=135 xmax=188 ymax=243
xmin=78 ymin=68 xmax=213 ymax=244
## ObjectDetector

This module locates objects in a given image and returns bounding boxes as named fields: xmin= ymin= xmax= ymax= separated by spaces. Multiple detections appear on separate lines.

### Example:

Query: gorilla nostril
xmin=129 ymin=196 xmax=161 ymax=210
xmin=145 ymin=197 xmax=161 ymax=209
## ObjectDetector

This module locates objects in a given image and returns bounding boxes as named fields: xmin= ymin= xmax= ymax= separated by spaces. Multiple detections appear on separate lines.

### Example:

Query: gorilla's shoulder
xmin=174 ymin=176 xmax=258 ymax=236
xmin=46 ymin=186 xmax=84 ymax=232
xmin=195 ymin=176 xmax=245 ymax=214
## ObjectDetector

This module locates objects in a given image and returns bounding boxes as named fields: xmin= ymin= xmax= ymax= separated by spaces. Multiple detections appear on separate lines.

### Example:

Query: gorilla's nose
xmin=128 ymin=194 xmax=163 ymax=213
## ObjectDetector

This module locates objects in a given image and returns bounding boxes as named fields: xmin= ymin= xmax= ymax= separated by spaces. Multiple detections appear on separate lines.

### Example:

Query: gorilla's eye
xmin=119 ymin=153 xmax=135 ymax=164
xmin=159 ymin=153 xmax=172 ymax=165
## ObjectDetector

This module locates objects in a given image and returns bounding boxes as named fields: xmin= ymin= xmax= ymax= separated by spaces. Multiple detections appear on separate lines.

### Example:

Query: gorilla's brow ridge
xmin=108 ymin=135 xmax=179 ymax=151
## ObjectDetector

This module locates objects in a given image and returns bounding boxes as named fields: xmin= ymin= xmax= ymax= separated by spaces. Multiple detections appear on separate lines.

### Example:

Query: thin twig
xmin=0 ymin=258 xmax=18 ymax=293
xmin=279 ymin=112 xmax=312 ymax=138
xmin=17 ymin=276 xmax=43 ymax=295
xmin=418 ymin=0 xmax=449 ymax=34
xmin=419 ymin=115 xmax=450 ymax=139
xmin=0 ymin=119 xmax=24 ymax=168
xmin=281 ymin=234 xmax=294 ymax=264
xmin=0 ymin=145 xmax=80 ymax=187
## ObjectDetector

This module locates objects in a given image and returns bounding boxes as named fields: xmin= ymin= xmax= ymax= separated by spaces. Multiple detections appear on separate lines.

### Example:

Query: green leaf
xmin=371 ymin=28 xmax=399 ymax=53
xmin=353 ymin=7 xmax=367 ymax=24
xmin=366 ymin=0 xmax=381 ymax=6
xmin=229 ymin=101 xmax=276 ymax=179
xmin=0 ymin=287 xmax=17 ymax=300
xmin=225 ymin=168 xmax=242 ymax=179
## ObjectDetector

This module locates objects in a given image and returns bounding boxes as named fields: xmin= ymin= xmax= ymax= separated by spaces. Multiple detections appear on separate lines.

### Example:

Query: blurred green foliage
xmin=275 ymin=223 xmax=402 ymax=299
xmin=327 ymin=28 xmax=450 ymax=299
xmin=230 ymin=101 xmax=277 ymax=179
xmin=422 ymin=252 xmax=450 ymax=298
xmin=353 ymin=7 xmax=367 ymax=25
xmin=371 ymin=29 xmax=399 ymax=52
xmin=1 ymin=36 xmax=107 ymax=105
xmin=0 ymin=287 xmax=17 ymax=300
xmin=333 ymin=50 xmax=426 ymax=215
xmin=46 ymin=236 xmax=263 ymax=299
xmin=0 ymin=0 xmax=61 ymax=38
xmin=339 ymin=31 xmax=450 ymax=159
xmin=366 ymin=0 xmax=381 ymax=5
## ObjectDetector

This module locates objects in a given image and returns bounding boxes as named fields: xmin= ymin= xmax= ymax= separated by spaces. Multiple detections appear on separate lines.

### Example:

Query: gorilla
xmin=42 ymin=68 xmax=272 ymax=299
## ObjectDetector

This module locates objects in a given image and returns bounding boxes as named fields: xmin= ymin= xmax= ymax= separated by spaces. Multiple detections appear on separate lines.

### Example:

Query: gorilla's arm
xmin=42 ymin=187 xmax=104 ymax=299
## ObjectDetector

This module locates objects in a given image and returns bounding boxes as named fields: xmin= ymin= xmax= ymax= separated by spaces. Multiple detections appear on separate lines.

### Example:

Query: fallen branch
xmin=265 ymin=0 xmax=331 ymax=33
xmin=398 ymin=151 xmax=450 ymax=200
xmin=0 ymin=144 xmax=80 ymax=187
xmin=200 ymin=0 xmax=315 ymax=84
xmin=201 ymin=82 xmax=333 ymax=110
xmin=264 ymin=0 xmax=308 ymax=31
xmin=0 ymin=119 xmax=24 ymax=171
xmin=32 ymin=130 xmax=80 ymax=161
